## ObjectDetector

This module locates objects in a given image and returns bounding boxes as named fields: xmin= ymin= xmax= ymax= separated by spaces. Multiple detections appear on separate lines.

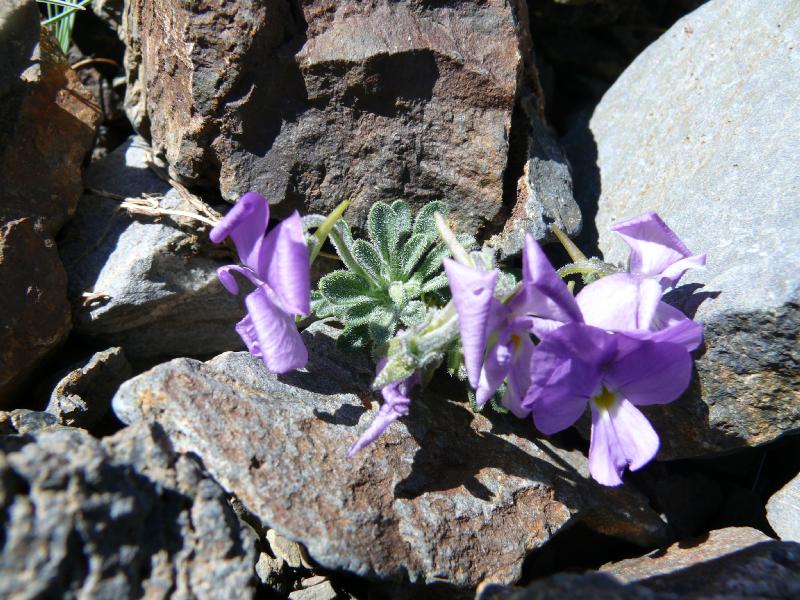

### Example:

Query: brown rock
xmin=0 ymin=219 xmax=71 ymax=404
xmin=0 ymin=31 xmax=101 ymax=236
xmin=112 ymin=324 xmax=668 ymax=588
xmin=119 ymin=0 xmax=580 ymax=242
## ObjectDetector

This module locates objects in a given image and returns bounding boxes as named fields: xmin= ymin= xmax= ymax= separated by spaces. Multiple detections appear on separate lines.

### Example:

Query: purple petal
xmin=475 ymin=338 xmax=511 ymax=408
xmin=502 ymin=334 xmax=534 ymax=418
xmin=239 ymin=286 xmax=308 ymax=373
xmin=603 ymin=337 xmax=692 ymax=406
xmin=216 ymin=264 xmax=263 ymax=295
xmin=261 ymin=211 xmax=311 ymax=316
xmin=509 ymin=235 xmax=582 ymax=325
xmin=639 ymin=302 xmax=703 ymax=351
xmin=210 ymin=192 xmax=269 ymax=272
xmin=576 ymin=274 xmax=662 ymax=332
xmin=612 ymin=212 xmax=697 ymax=284
xmin=589 ymin=398 xmax=659 ymax=486
xmin=348 ymin=374 xmax=413 ymax=456
xmin=659 ymin=254 xmax=706 ymax=288
xmin=526 ymin=324 xmax=614 ymax=434
xmin=444 ymin=259 xmax=499 ymax=388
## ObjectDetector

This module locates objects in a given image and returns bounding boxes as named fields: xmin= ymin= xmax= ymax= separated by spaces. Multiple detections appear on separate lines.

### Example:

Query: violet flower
xmin=348 ymin=360 xmax=419 ymax=456
xmin=574 ymin=212 xmax=706 ymax=350
xmin=524 ymin=323 xmax=692 ymax=486
xmin=210 ymin=192 xmax=310 ymax=373
xmin=443 ymin=235 xmax=582 ymax=416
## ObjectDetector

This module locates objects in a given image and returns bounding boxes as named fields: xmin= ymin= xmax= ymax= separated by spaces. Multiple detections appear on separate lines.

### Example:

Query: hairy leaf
xmin=352 ymin=239 xmax=385 ymax=285
xmin=319 ymin=271 xmax=373 ymax=305
xmin=399 ymin=233 xmax=434 ymax=277
xmin=338 ymin=324 xmax=371 ymax=352
xmin=367 ymin=202 xmax=399 ymax=267
xmin=391 ymin=200 xmax=412 ymax=237
xmin=412 ymin=201 xmax=448 ymax=238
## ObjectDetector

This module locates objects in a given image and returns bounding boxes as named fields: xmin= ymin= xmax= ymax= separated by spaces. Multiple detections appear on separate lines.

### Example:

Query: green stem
xmin=40 ymin=0 xmax=90 ymax=26
xmin=550 ymin=223 xmax=588 ymax=263
xmin=434 ymin=213 xmax=473 ymax=267
xmin=309 ymin=199 xmax=349 ymax=264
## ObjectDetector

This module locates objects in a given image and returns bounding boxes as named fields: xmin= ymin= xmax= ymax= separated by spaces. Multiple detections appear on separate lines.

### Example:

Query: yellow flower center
xmin=592 ymin=387 xmax=617 ymax=411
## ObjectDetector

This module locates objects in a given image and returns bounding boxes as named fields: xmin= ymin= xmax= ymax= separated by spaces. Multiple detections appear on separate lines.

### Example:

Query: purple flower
xmin=524 ymin=323 xmax=692 ymax=486
xmin=348 ymin=360 xmax=419 ymax=456
xmin=574 ymin=212 xmax=705 ymax=350
xmin=444 ymin=235 xmax=582 ymax=416
xmin=210 ymin=192 xmax=310 ymax=373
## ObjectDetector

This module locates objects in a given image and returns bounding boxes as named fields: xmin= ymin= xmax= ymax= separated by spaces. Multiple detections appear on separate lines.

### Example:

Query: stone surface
xmin=112 ymin=323 xmax=668 ymax=588
xmin=0 ymin=421 xmax=256 ymax=599
xmin=0 ymin=0 xmax=39 ymax=101
xmin=45 ymin=347 xmax=132 ymax=429
xmin=0 ymin=219 xmax=71 ymax=405
xmin=580 ymin=0 xmax=800 ymax=459
xmin=480 ymin=527 xmax=800 ymax=599
xmin=0 ymin=29 xmax=101 ymax=236
xmin=60 ymin=136 xmax=245 ymax=359
xmin=288 ymin=580 xmax=337 ymax=600
xmin=768 ymin=473 xmax=800 ymax=542
xmin=118 ymin=0 xmax=579 ymax=243
xmin=601 ymin=527 xmax=771 ymax=583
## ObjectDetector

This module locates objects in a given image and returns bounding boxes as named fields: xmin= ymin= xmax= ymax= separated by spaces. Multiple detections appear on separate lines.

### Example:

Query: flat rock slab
xmin=0 ymin=421 xmax=255 ymax=599
xmin=481 ymin=527 xmax=800 ymax=600
xmin=583 ymin=0 xmax=800 ymax=458
xmin=113 ymin=325 xmax=667 ymax=588
xmin=60 ymin=136 xmax=244 ymax=359
xmin=768 ymin=473 xmax=800 ymax=542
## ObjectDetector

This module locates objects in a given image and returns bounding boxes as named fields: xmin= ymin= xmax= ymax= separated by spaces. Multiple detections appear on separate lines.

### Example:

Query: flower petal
xmin=444 ymin=259 xmax=499 ymax=388
xmin=526 ymin=324 xmax=613 ymax=434
xmin=604 ymin=337 xmax=692 ymax=406
xmin=475 ymin=338 xmax=511 ymax=407
xmin=509 ymin=235 xmax=582 ymax=326
xmin=261 ymin=211 xmax=311 ymax=316
xmin=611 ymin=212 xmax=695 ymax=282
xmin=240 ymin=286 xmax=308 ymax=373
xmin=210 ymin=192 xmax=269 ymax=272
xmin=348 ymin=374 xmax=413 ymax=456
xmin=639 ymin=302 xmax=703 ymax=351
xmin=576 ymin=274 xmax=662 ymax=332
xmin=216 ymin=264 xmax=264 ymax=295
xmin=502 ymin=334 xmax=534 ymax=418
xmin=659 ymin=254 xmax=706 ymax=288
xmin=589 ymin=398 xmax=659 ymax=486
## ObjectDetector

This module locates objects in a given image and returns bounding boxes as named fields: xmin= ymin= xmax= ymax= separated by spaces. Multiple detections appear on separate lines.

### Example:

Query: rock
xmin=0 ymin=28 xmax=101 ymax=237
xmin=45 ymin=347 xmax=132 ymax=429
xmin=267 ymin=529 xmax=312 ymax=570
xmin=0 ymin=0 xmax=39 ymax=100
xmin=579 ymin=0 xmax=800 ymax=459
xmin=256 ymin=552 xmax=291 ymax=594
xmin=0 ymin=219 xmax=71 ymax=405
xmin=59 ymin=136 xmax=245 ymax=359
xmin=112 ymin=324 xmax=668 ymax=588
xmin=768 ymin=473 xmax=800 ymax=542
xmin=601 ymin=527 xmax=771 ymax=583
xmin=118 ymin=0 xmax=579 ymax=243
xmin=0 ymin=409 xmax=59 ymax=435
xmin=0 ymin=421 xmax=256 ymax=598
xmin=480 ymin=527 xmax=800 ymax=599
xmin=289 ymin=580 xmax=337 ymax=600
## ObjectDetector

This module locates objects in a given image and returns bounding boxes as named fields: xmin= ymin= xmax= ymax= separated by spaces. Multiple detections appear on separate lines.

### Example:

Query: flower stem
xmin=310 ymin=199 xmax=350 ymax=265
xmin=550 ymin=223 xmax=588 ymax=263
xmin=434 ymin=213 xmax=473 ymax=267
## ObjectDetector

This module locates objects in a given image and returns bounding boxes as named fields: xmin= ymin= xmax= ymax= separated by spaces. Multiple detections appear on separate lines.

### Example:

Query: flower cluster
xmin=210 ymin=193 xmax=705 ymax=486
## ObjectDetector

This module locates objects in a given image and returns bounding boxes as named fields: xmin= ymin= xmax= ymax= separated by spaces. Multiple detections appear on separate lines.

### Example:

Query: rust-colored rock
xmin=0 ymin=219 xmax=71 ymax=404
xmin=118 ymin=0 xmax=580 ymax=243
xmin=113 ymin=324 xmax=668 ymax=588
xmin=0 ymin=32 xmax=101 ymax=236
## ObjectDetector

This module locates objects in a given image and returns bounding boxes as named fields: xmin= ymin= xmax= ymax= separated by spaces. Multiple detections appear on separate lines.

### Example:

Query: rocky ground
xmin=1 ymin=0 xmax=798 ymax=598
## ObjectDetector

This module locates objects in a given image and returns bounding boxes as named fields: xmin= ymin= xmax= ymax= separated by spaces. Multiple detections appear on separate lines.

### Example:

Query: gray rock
xmin=0 ymin=421 xmax=256 ymax=599
xmin=0 ymin=409 xmax=59 ymax=435
xmin=580 ymin=0 xmax=800 ymax=459
xmin=768 ymin=473 xmax=800 ymax=542
xmin=480 ymin=527 xmax=800 ymax=600
xmin=60 ymin=137 xmax=245 ymax=359
xmin=0 ymin=0 xmax=39 ymax=100
xmin=289 ymin=580 xmax=337 ymax=600
xmin=112 ymin=324 xmax=668 ymax=588
xmin=255 ymin=552 xmax=291 ymax=595
xmin=45 ymin=347 xmax=133 ymax=429
xmin=117 ymin=0 xmax=578 ymax=244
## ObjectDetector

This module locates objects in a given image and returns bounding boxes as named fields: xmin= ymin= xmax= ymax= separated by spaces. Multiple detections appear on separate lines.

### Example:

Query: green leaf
xmin=328 ymin=221 xmax=370 ymax=280
xmin=391 ymin=200 xmax=412 ymax=237
xmin=338 ymin=324 xmax=371 ymax=352
xmin=420 ymin=273 xmax=449 ymax=294
xmin=412 ymin=201 xmax=448 ymax=238
xmin=399 ymin=300 xmax=427 ymax=327
xmin=414 ymin=243 xmax=449 ymax=281
xmin=319 ymin=271 xmax=373 ymax=306
xmin=310 ymin=290 xmax=338 ymax=318
xmin=373 ymin=351 xmax=417 ymax=389
xmin=343 ymin=300 xmax=382 ymax=327
xmin=367 ymin=202 xmax=399 ymax=267
xmin=352 ymin=239 xmax=385 ymax=285
xmin=399 ymin=233 xmax=435 ymax=277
